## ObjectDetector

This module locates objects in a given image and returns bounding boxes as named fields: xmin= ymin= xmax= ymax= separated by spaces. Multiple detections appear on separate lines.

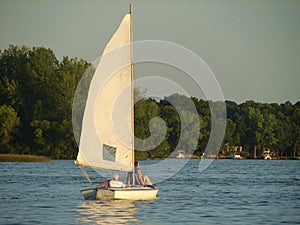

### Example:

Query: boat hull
xmin=81 ymin=186 xmax=158 ymax=200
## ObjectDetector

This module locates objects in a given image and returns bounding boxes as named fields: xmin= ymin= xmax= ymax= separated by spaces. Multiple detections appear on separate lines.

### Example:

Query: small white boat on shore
xmin=263 ymin=150 xmax=272 ymax=160
xmin=176 ymin=150 xmax=185 ymax=158
xmin=234 ymin=154 xmax=242 ymax=159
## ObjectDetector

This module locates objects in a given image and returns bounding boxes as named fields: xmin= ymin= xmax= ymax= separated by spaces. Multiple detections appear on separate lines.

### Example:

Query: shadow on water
xmin=76 ymin=200 xmax=139 ymax=224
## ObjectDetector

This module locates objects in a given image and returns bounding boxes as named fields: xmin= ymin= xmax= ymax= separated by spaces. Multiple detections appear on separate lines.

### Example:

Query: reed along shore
xmin=0 ymin=154 xmax=51 ymax=162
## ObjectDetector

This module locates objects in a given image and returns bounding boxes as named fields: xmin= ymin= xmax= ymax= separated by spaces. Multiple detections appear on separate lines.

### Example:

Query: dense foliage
xmin=0 ymin=45 xmax=90 ymax=159
xmin=0 ymin=46 xmax=299 ymax=159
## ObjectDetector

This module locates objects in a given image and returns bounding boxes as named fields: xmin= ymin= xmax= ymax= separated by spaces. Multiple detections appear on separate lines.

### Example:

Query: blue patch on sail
xmin=103 ymin=144 xmax=116 ymax=161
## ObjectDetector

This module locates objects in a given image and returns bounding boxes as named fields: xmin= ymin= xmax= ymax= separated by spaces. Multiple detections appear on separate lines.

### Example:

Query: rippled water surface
xmin=0 ymin=159 xmax=299 ymax=224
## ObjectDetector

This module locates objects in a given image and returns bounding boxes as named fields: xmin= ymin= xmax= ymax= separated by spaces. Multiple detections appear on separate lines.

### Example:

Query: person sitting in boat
xmin=109 ymin=174 xmax=129 ymax=188
xmin=126 ymin=161 xmax=155 ymax=187
xmin=97 ymin=179 xmax=110 ymax=189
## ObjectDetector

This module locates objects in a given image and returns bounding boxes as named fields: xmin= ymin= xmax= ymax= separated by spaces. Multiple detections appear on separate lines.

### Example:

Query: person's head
xmin=113 ymin=174 xmax=119 ymax=181
xmin=134 ymin=161 xmax=139 ymax=167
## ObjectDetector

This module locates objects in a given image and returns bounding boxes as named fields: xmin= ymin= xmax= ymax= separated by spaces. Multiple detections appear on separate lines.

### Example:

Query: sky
xmin=0 ymin=0 xmax=299 ymax=104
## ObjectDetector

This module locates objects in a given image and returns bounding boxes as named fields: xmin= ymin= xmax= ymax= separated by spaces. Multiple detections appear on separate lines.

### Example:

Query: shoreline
xmin=217 ymin=155 xmax=300 ymax=160
xmin=1 ymin=154 xmax=298 ymax=162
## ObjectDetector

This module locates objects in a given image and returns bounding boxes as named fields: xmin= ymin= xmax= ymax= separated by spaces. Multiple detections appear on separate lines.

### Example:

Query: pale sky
xmin=1 ymin=0 xmax=299 ymax=103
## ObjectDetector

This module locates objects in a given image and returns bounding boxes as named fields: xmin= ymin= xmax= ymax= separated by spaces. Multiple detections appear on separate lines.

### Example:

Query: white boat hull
xmin=81 ymin=186 xmax=158 ymax=200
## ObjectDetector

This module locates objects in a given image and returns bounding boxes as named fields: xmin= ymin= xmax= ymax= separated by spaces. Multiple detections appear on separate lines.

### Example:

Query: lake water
xmin=0 ymin=159 xmax=299 ymax=224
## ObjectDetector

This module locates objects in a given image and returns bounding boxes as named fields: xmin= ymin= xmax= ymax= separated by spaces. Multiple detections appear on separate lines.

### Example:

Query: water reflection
xmin=77 ymin=200 xmax=139 ymax=224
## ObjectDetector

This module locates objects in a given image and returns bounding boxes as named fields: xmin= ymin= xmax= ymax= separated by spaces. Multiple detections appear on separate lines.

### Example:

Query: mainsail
xmin=75 ymin=13 xmax=133 ymax=171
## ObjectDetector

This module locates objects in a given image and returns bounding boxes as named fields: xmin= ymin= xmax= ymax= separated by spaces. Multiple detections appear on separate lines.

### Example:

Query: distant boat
xmin=234 ymin=154 xmax=242 ymax=159
xmin=176 ymin=150 xmax=185 ymax=158
xmin=262 ymin=150 xmax=272 ymax=160
xmin=74 ymin=4 xmax=158 ymax=200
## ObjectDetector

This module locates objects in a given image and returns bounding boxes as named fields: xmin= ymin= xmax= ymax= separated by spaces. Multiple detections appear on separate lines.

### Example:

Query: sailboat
xmin=74 ymin=5 xmax=158 ymax=200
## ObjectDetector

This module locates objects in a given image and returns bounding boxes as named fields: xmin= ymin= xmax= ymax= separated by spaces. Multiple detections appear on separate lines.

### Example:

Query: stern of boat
xmin=81 ymin=188 xmax=97 ymax=200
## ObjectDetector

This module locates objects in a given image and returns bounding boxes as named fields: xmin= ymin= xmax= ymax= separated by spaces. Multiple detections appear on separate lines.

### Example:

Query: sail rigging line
xmin=79 ymin=165 xmax=93 ymax=184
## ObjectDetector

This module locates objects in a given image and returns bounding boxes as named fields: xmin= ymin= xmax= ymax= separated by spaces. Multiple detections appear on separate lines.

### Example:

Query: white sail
xmin=75 ymin=14 xmax=133 ymax=171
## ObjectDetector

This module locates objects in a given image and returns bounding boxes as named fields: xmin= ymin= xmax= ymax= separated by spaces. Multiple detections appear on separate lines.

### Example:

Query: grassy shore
xmin=0 ymin=154 xmax=51 ymax=162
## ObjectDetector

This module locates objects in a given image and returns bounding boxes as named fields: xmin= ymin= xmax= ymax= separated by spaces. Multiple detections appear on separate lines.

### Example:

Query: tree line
xmin=0 ymin=45 xmax=299 ymax=159
xmin=134 ymin=96 xmax=300 ymax=159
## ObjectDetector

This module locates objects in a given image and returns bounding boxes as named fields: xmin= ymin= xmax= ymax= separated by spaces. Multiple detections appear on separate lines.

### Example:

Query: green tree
xmin=30 ymin=119 xmax=51 ymax=155
xmin=222 ymin=119 xmax=237 ymax=149
xmin=291 ymin=106 xmax=300 ymax=157
xmin=134 ymin=98 xmax=169 ymax=159
xmin=0 ymin=105 xmax=19 ymax=153
xmin=176 ymin=109 xmax=199 ymax=155
xmin=258 ymin=113 xmax=278 ymax=152
xmin=158 ymin=103 xmax=180 ymax=152
xmin=239 ymin=102 xmax=264 ymax=157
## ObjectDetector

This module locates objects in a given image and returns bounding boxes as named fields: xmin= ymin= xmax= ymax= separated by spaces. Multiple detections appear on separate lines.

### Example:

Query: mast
xmin=129 ymin=3 xmax=135 ymax=185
